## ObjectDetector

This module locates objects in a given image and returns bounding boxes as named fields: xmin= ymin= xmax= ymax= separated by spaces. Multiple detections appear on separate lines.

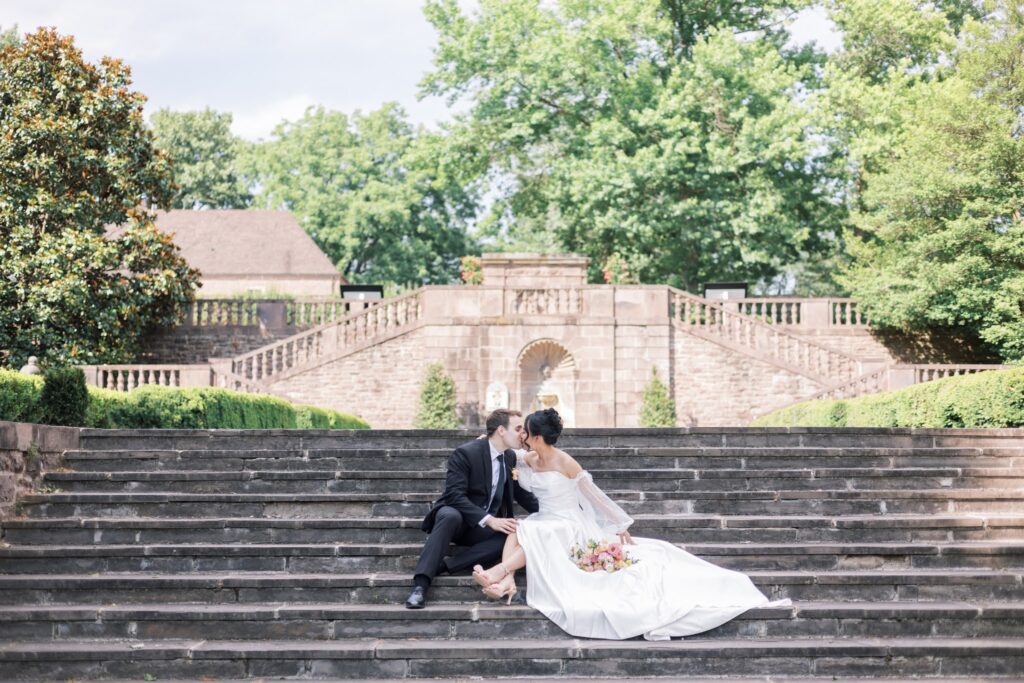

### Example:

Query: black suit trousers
xmin=412 ymin=505 xmax=507 ymax=584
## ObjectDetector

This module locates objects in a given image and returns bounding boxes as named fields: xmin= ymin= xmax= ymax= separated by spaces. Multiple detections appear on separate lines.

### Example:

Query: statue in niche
xmin=531 ymin=364 xmax=562 ymax=412
xmin=485 ymin=382 xmax=509 ymax=413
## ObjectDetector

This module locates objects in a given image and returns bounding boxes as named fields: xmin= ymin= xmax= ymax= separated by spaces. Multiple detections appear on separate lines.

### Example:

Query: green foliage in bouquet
xmin=639 ymin=368 xmax=677 ymax=428
xmin=415 ymin=362 xmax=458 ymax=429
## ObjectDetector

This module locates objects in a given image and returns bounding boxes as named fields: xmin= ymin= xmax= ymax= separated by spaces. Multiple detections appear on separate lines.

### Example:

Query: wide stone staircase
xmin=1 ymin=428 xmax=1024 ymax=679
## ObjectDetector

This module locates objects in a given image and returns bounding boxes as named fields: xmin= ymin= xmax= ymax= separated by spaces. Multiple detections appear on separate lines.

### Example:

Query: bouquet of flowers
xmin=569 ymin=538 xmax=639 ymax=573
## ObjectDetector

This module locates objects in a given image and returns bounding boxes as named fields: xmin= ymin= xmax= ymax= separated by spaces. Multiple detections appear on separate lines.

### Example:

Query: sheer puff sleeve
xmin=514 ymin=450 xmax=535 ymax=492
xmin=576 ymin=471 xmax=633 ymax=536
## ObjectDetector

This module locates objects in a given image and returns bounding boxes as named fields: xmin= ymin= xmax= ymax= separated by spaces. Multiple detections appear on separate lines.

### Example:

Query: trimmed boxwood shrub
xmin=753 ymin=367 xmax=1024 ymax=428
xmin=40 ymin=367 xmax=90 ymax=427
xmin=295 ymin=404 xmax=369 ymax=429
xmin=0 ymin=369 xmax=44 ymax=423
xmin=414 ymin=362 xmax=458 ymax=429
xmin=639 ymin=368 xmax=677 ymax=427
xmin=1 ymin=371 xmax=370 ymax=430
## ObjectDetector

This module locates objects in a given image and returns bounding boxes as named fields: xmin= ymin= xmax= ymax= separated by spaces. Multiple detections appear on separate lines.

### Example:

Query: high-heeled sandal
xmin=481 ymin=573 xmax=518 ymax=605
xmin=472 ymin=562 xmax=508 ymax=588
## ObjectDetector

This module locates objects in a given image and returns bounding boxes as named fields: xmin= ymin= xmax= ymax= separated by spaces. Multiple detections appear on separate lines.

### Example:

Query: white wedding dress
xmin=514 ymin=460 xmax=790 ymax=640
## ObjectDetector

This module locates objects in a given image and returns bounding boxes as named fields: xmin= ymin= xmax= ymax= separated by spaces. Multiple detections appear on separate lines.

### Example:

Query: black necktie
xmin=488 ymin=457 xmax=505 ymax=516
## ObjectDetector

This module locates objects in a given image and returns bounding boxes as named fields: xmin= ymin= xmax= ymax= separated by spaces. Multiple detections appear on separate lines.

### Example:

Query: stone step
xmin=2 ymin=601 xmax=1023 ymax=642
xmin=6 ymin=514 xmax=1024 ymax=546
xmin=76 ymin=426 xmax=1024 ymax=451
xmin=76 ymin=679 xmax=992 ymax=683
xmin=3 ymin=541 xmax=1024 ymax=574
xmin=18 ymin=489 xmax=1024 ymax=519
xmin=4 ymin=570 xmax=1021 ymax=606
xmin=2 ymin=636 xmax=1023 ymax=679
xmin=61 ymin=447 xmax=1024 ymax=473
xmin=41 ymin=467 xmax=1024 ymax=494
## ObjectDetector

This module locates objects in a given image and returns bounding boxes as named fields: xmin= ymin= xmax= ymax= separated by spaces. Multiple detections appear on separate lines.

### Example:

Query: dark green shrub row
xmin=0 ymin=369 xmax=369 ymax=429
xmin=753 ymin=367 xmax=1024 ymax=428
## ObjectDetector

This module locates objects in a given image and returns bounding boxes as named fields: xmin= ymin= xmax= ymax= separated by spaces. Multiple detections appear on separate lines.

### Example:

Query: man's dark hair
xmin=485 ymin=409 xmax=522 ymax=437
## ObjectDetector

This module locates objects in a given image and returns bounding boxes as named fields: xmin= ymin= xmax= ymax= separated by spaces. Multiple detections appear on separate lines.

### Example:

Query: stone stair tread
xmin=1 ymin=568 xmax=1019 ymax=585
xmin=5 ymin=540 xmax=1024 ymax=556
xmin=88 ymin=679 xmax=999 ymax=683
xmin=8 ymin=512 xmax=1024 ymax=528
xmin=3 ymin=636 xmax=1024 ymax=658
xmin=43 ymin=466 xmax=1024 ymax=479
xmin=3 ymin=599 xmax=1023 ymax=620
xmin=20 ymin=488 xmax=1024 ymax=502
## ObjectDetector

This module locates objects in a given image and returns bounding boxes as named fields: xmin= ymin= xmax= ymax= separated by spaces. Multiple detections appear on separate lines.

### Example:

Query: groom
xmin=405 ymin=408 xmax=540 ymax=609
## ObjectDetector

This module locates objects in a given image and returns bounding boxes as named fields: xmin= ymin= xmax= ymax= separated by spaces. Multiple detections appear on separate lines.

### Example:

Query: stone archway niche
xmin=517 ymin=339 xmax=577 ymax=428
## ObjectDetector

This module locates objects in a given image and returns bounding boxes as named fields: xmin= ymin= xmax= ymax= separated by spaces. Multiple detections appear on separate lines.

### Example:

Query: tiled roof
xmin=120 ymin=210 xmax=342 ymax=278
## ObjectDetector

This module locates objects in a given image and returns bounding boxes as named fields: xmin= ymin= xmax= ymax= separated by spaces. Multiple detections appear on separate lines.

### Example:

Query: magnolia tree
xmin=0 ymin=29 xmax=199 ymax=368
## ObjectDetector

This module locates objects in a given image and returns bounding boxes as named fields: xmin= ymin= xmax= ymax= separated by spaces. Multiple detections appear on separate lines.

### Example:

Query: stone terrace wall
xmin=793 ymin=328 xmax=997 ymax=366
xmin=0 ymin=421 xmax=78 ymax=518
xmin=673 ymin=331 xmax=822 ymax=426
xmin=136 ymin=326 xmax=303 ymax=365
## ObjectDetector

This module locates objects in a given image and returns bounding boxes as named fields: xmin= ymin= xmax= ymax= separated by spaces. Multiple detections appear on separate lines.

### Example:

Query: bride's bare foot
xmin=472 ymin=563 xmax=508 ymax=588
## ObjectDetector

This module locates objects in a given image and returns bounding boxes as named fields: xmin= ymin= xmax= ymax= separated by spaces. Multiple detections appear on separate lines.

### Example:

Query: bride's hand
xmin=618 ymin=531 xmax=636 ymax=545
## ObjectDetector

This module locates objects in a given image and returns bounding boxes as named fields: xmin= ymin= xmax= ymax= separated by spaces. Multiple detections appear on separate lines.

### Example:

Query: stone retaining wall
xmin=0 ymin=421 xmax=78 ymax=519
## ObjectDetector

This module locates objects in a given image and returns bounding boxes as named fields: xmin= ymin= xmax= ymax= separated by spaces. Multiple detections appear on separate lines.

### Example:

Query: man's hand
xmin=485 ymin=517 xmax=518 ymax=534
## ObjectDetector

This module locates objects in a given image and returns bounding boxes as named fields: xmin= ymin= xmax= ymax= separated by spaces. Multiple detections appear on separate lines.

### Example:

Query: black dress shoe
xmin=405 ymin=586 xmax=427 ymax=609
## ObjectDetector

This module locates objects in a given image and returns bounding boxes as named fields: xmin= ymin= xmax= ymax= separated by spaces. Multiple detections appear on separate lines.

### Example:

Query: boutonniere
xmin=511 ymin=467 xmax=519 ymax=481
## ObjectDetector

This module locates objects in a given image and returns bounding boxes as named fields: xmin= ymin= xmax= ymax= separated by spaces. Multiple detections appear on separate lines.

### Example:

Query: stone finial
xmin=19 ymin=356 xmax=40 ymax=375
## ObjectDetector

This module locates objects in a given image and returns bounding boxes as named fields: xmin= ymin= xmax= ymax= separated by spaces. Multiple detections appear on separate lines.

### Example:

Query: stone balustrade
xmin=810 ymin=364 xmax=1011 ymax=401
xmin=231 ymin=289 xmax=424 ymax=383
xmin=508 ymin=288 xmax=584 ymax=316
xmin=670 ymin=289 xmax=862 ymax=385
xmin=179 ymin=298 xmax=375 ymax=330
xmin=728 ymin=297 xmax=867 ymax=328
xmin=81 ymin=364 xmax=214 ymax=392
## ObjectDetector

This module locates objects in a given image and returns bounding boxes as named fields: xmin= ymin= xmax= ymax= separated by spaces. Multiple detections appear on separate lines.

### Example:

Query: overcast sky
xmin=3 ymin=1 xmax=841 ymax=140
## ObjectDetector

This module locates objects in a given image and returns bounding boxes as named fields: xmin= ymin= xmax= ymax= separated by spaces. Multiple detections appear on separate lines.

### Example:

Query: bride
xmin=471 ymin=407 xmax=789 ymax=641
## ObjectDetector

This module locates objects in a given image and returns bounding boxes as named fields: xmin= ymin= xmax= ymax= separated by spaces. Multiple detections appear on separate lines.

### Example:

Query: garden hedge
xmin=752 ymin=367 xmax=1024 ymax=428
xmin=0 ymin=370 xmax=368 ymax=429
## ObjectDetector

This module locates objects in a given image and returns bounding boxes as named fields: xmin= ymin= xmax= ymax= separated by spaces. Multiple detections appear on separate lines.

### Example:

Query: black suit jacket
xmin=422 ymin=438 xmax=540 ymax=533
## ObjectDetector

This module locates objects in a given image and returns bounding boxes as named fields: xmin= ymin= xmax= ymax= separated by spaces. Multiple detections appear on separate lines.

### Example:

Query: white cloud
xmin=3 ymin=0 xmax=843 ymax=141
xmin=229 ymin=94 xmax=318 ymax=141
xmin=787 ymin=5 xmax=842 ymax=53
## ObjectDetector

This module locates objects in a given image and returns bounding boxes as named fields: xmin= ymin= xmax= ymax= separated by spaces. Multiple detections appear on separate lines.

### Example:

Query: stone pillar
xmin=258 ymin=301 xmax=288 ymax=330
xmin=802 ymin=300 xmax=831 ymax=329
xmin=887 ymin=366 xmax=917 ymax=390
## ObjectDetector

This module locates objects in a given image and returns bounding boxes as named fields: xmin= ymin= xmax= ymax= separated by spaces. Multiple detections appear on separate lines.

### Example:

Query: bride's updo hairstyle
xmin=525 ymin=408 xmax=564 ymax=445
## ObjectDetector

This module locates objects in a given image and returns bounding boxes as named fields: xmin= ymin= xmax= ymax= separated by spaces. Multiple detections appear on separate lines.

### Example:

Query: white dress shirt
xmin=479 ymin=441 xmax=505 ymax=527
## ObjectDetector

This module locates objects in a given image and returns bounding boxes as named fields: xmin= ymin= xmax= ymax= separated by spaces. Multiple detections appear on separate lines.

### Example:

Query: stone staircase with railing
xmin=1 ymin=427 xmax=1024 ymax=679
xmin=226 ymin=287 xmax=867 ymax=392
xmin=228 ymin=289 xmax=424 ymax=386
xmin=669 ymin=288 xmax=862 ymax=387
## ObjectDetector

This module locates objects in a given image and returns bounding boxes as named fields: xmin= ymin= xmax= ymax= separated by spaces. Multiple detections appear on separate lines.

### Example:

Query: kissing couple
xmin=406 ymin=407 xmax=789 ymax=640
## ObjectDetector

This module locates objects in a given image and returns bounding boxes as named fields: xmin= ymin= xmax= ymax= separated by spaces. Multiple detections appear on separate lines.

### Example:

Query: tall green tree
xmin=420 ymin=0 xmax=845 ymax=291
xmin=244 ymin=103 xmax=476 ymax=285
xmin=0 ymin=24 xmax=18 ymax=48
xmin=150 ymin=108 xmax=252 ymax=209
xmin=0 ymin=28 xmax=199 ymax=368
xmin=838 ymin=2 xmax=1024 ymax=361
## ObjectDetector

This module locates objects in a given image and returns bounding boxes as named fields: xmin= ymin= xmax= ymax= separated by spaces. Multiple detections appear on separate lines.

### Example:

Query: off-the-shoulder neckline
xmin=531 ymin=468 xmax=586 ymax=480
